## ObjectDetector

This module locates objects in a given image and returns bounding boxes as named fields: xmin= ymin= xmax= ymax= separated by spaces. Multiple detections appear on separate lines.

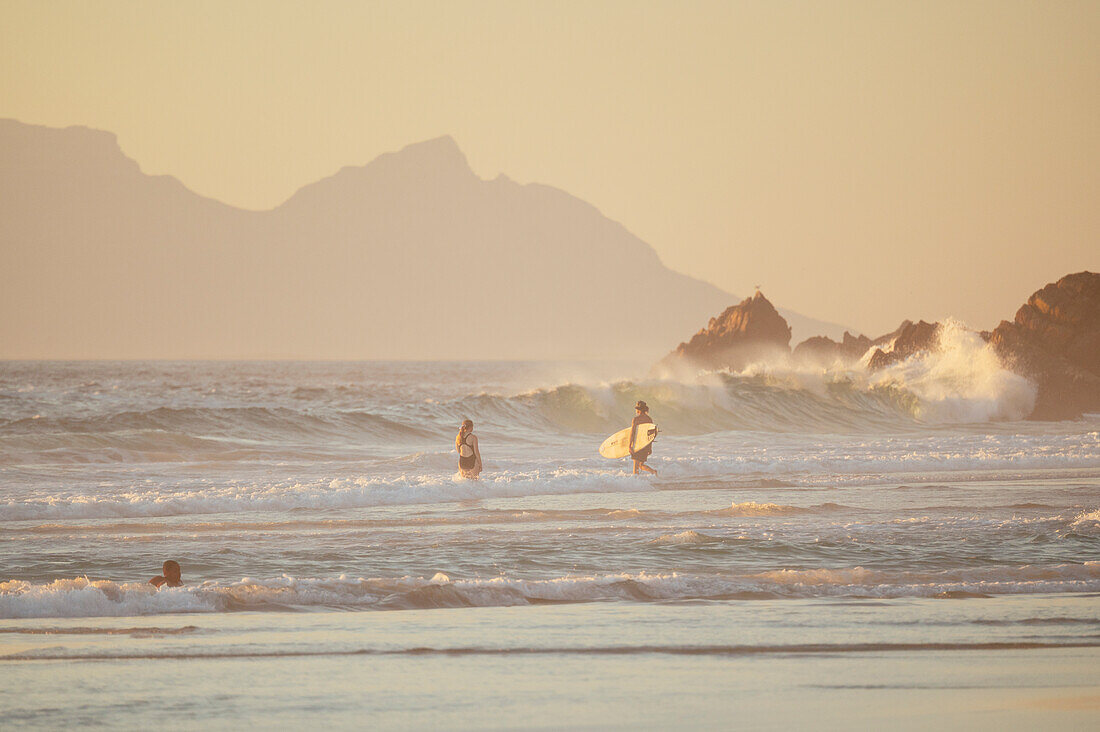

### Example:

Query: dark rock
xmin=656 ymin=291 xmax=792 ymax=372
xmin=866 ymin=320 xmax=942 ymax=370
xmin=989 ymin=271 xmax=1100 ymax=420
xmin=871 ymin=320 xmax=914 ymax=347
xmin=793 ymin=331 xmax=873 ymax=365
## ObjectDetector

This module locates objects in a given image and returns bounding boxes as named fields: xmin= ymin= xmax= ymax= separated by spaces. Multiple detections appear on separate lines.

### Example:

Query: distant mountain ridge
xmin=0 ymin=119 xmax=848 ymax=360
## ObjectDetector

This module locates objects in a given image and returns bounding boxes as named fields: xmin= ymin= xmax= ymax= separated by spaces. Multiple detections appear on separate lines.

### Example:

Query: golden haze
xmin=1 ymin=0 xmax=1098 ymax=337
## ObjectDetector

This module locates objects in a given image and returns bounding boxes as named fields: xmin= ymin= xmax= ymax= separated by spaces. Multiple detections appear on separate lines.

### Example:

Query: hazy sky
xmin=2 ymin=0 xmax=1097 ymax=335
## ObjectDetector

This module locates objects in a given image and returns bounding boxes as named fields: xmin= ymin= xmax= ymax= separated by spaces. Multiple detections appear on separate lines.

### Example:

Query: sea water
xmin=1 ymin=358 xmax=1098 ymax=728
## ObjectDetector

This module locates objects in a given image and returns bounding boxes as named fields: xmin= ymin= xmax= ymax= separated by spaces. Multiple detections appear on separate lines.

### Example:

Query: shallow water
xmin=1 ymin=361 xmax=1098 ymax=727
xmin=4 ymin=600 xmax=1100 ymax=729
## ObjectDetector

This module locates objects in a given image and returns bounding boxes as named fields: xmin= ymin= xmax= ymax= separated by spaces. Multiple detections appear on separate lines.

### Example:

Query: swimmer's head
xmin=461 ymin=419 xmax=473 ymax=432
xmin=163 ymin=560 xmax=181 ymax=581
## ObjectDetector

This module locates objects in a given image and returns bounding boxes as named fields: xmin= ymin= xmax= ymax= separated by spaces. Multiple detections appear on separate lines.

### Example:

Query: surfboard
xmin=599 ymin=423 xmax=658 ymax=459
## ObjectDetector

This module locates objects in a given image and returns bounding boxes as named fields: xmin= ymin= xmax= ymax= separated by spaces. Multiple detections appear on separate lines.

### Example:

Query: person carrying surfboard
xmin=630 ymin=401 xmax=657 ymax=476
xmin=456 ymin=419 xmax=482 ymax=480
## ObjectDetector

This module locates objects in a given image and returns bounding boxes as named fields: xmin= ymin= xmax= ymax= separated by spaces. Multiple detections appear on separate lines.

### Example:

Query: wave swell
xmin=4 ymin=563 xmax=1098 ymax=618
xmin=0 ymin=327 xmax=1046 ymax=469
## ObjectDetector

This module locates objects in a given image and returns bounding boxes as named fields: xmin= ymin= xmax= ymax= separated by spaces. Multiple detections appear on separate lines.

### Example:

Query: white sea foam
xmin=650 ymin=530 xmax=715 ymax=545
xmin=710 ymin=501 xmax=811 ymax=517
xmin=4 ymin=428 xmax=1098 ymax=520
xmin=1068 ymin=508 xmax=1100 ymax=534
xmin=0 ymin=470 xmax=653 ymax=521
xmin=654 ymin=434 xmax=1100 ymax=484
xmin=5 ymin=563 xmax=1099 ymax=619
xmin=731 ymin=319 xmax=1037 ymax=423
xmin=868 ymin=320 xmax=1037 ymax=422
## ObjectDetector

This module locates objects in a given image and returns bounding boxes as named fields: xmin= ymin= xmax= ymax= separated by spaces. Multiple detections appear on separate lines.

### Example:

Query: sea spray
xmin=867 ymin=320 xmax=1037 ymax=422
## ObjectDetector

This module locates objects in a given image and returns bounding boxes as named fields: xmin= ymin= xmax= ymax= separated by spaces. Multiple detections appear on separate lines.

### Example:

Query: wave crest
xmin=710 ymin=501 xmax=811 ymax=517
xmin=5 ymin=563 xmax=1099 ymax=618
xmin=440 ymin=324 xmax=1036 ymax=435
xmin=650 ymin=530 xmax=716 ymax=545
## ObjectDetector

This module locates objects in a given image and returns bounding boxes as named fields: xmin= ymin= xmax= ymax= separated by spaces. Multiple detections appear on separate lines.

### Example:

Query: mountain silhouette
xmin=0 ymin=119 xmax=846 ymax=359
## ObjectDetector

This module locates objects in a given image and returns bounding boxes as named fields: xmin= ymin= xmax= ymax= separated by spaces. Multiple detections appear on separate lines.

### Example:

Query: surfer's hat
xmin=634 ymin=401 xmax=648 ymax=412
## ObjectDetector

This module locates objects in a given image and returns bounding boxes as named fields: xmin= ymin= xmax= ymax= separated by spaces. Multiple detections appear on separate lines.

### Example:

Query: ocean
xmin=2 ymin=352 xmax=1099 ymax=728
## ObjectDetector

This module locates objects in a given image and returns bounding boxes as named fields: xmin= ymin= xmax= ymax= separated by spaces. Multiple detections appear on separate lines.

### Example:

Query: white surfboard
xmin=599 ymin=423 xmax=658 ymax=459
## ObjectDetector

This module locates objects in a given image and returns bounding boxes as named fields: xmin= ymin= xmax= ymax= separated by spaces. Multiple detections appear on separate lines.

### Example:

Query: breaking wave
xmin=451 ymin=336 xmax=1036 ymax=437
xmin=864 ymin=320 xmax=1037 ymax=422
xmin=424 ymin=323 xmax=1037 ymax=434
xmin=4 ymin=562 xmax=1098 ymax=618
xmin=708 ymin=501 xmax=829 ymax=517
xmin=1068 ymin=508 xmax=1100 ymax=534
xmin=0 ymin=325 xmax=1042 ymax=469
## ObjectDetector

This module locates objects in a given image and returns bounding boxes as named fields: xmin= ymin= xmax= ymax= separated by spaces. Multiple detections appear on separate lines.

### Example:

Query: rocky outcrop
xmin=870 ymin=320 xmax=914 ymax=348
xmin=793 ymin=331 xmax=873 ymax=365
xmin=656 ymin=291 xmax=792 ymax=372
xmin=793 ymin=320 xmax=929 ymax=367
xmin=989 ymin=272 xmax=1100 ymax=420
xmin=866 ymin=320 xmax=942 ymax=371
xmin=652 ymin=271 xmax=1098 ymax=421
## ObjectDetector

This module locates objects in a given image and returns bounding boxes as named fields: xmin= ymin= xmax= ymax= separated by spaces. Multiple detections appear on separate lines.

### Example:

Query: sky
xmin=2 ymin=0 xmax=1097 ymax=335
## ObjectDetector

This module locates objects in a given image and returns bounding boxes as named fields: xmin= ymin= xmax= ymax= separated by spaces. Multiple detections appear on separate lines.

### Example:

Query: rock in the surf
xmin=793 ymin=331 xmax=874 ymax=365
xmin=866 ymin=320 xmax=942 ymax=371
xmin=656 ymin=291 xmax=792 ymax=372
xmin=988 ymin=271 xmax=1100 ymax=420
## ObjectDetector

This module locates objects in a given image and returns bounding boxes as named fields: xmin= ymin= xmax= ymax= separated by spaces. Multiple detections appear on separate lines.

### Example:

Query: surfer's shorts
xmin=632 ymin=445 xmax=652 ymax=462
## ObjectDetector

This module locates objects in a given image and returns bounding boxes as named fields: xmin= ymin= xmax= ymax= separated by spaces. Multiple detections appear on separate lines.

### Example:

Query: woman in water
xmin=456 ymin=418 xmax=483 ymax=480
